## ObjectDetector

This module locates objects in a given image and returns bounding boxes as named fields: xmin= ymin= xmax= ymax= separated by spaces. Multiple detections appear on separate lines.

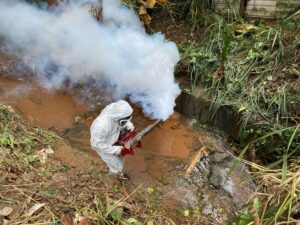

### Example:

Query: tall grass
xmin=178 ymin=10 xmax=300 ymax=224
xmin=179 ymin=11 xmax=299 ymax=128
xmin=232 ymin=158 xmax=300 ymax=225
xmin=166 ymin=0 xmax=214 ymax=28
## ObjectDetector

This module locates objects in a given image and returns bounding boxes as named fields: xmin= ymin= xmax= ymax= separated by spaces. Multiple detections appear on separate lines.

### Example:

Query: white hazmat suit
xmin=90 ymin=100 xmax=134 ymax=174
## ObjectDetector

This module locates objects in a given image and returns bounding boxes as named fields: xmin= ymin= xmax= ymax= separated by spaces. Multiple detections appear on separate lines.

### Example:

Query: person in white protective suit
xmin=90 ymin=100 xmax=135 ymax=176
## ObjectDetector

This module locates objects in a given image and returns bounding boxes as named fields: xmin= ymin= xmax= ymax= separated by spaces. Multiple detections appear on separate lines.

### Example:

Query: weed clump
xmin=0 ymin=105 xmax=57 ymax=165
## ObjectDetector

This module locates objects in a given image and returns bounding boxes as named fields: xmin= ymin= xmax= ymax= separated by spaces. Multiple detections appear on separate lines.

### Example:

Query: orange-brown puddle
xmin=0 ymin=76 xmax=198 ymax=183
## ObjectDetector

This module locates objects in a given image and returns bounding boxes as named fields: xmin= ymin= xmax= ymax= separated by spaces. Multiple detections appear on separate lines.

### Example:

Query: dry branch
xmin=185 ymin=146 xmax=207 ymax=176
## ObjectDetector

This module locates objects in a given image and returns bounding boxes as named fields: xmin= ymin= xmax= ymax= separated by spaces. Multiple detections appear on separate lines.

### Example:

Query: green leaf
xmin=110 ymin=207 xmax=123 ymax=221
xmin=147 ymin=187 xmax=154 ymax=193
xmin=227 ymin=144 xmax=249 ymax=178
xmin=253 ymin=197 xmax=260 ymax=211
xmin=232 ymin=210 xmax=253 ymax=225
xmin=275 ymin=194 xmax=294 ymax=222
xmin=183 ymin=209 xmax=189 ymax=217
xmin=147 ymin=220 xmax=154 ymax=225
xmin=40 ymin=188 xmax=57 ymax=197
xmin=286 ymin=125 xmax=299 ymax=153
xmin=281 ymin=154 xmax=288 ymax=182
xmin=127 ymin=218 xmax=138 ymax=223
xmin=126 ymin=218 xmax=142 ymax=225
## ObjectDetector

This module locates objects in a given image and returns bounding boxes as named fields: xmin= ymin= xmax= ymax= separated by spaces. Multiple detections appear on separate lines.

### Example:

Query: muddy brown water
xmin=0 ymin=76 xmax=199 ymax=183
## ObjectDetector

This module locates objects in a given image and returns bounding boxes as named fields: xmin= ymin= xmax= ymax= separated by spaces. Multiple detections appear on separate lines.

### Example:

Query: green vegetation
xmin=170 ymin=3 xmax=300 ymax=224
xmin=188 ymin=14 xmax=297 ymax=135
xmin=179 ymin=12 xmax=300 ymax=160
xmin=0 ymin=105 xmax=57 ymax=162
xmin=167 ymin=0 xmax=214 ymax=28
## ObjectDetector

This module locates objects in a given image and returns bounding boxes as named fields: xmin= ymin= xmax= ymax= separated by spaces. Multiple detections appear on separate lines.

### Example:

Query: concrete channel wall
xmin=175 ymin=91 xmax=241 ymax=139
xmin=214 ymin=0 xmax=300 ymax=19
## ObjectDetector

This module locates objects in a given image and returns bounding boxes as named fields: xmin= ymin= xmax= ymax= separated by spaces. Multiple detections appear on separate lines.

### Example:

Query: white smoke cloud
xmin=0 ymin=0 xmax=180 ymax=120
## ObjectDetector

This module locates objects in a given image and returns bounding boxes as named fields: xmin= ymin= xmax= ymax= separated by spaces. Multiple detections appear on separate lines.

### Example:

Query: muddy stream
xmin=0 ymin=75 xmax=257 ymax=223
xmin=0 ymin=76 xmax=200 ymax=184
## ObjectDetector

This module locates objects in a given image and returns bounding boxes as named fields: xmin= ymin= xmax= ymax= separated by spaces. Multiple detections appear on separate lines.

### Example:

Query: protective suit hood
xmin=100 ymin=100 xmax=133 ymax=121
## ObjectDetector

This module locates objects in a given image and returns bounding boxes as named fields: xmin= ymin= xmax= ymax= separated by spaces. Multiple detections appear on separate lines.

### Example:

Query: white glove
xmin=124 ymin=120 xmax=135 ymax=132
xmin=113 ymin=146 xmax=123 ymax=155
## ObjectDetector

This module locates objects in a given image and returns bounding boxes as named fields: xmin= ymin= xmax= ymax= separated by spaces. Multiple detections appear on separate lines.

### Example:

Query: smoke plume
xmin=0 ymin=0 xmax=180 ymax=120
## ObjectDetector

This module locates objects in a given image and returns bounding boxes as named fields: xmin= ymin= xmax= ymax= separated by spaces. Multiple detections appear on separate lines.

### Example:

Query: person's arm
xmin=91 ymin=121 xmax=122 ymax=155
xmin=94 ymin=136 xmax=122 ymax=155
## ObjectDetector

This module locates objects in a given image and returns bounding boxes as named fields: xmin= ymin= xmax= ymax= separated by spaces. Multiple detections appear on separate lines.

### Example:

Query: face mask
xmin=118 ymin=115 xmax=132 ymax=128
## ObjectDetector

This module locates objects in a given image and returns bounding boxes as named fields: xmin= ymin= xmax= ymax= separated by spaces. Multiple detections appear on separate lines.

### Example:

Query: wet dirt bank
xmin=0 ymin=75 xmax=198 ymax=184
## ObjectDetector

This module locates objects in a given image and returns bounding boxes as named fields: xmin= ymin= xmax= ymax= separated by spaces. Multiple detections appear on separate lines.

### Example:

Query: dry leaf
xmin=78 ymin=217 xmax=92 ymax=225
xmin=139 ymin=6 xmax=151 ymax=26
xmin=291 ymin=68 xmax=300 ymax=77
xmin=146 ymin=0 xmax=156 ymax=8
xmin=26 ymin=203 xmax=45 ymax=217
xmin=0 ymin=207 xmax=13 ymax=216
xmin=33 ymin=148 xmax=54 ymax=163
xmin=74 ymin=213 xmax=85 ymax=224
xmin=60 ymin=213 xmax=73 ymax=225
xmin=141 ymin=14 xmax=151 ymax=26
xmin=156 ymin=0 xmax=167 ymax=5
xmin=139 ymin=5 xmax=148 ymax=16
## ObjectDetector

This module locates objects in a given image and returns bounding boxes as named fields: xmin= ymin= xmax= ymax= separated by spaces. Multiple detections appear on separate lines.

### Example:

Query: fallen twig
xmin=185 ymin=145 xmax=207 ymax=176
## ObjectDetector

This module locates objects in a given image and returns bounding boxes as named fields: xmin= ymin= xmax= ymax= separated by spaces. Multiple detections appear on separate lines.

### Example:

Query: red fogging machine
xmin=117 ymin=120 xmax=161 ymax=157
